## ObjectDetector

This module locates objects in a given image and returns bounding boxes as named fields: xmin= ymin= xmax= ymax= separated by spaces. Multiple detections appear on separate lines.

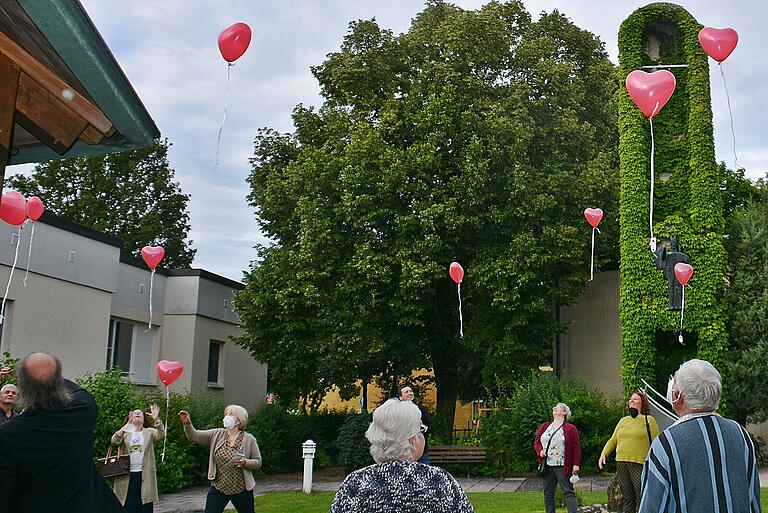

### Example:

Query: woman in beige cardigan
xmin=179 ymin=405 xmax=262 ymax=513
xmin=112 ymin=404 xmax=164 ymax=513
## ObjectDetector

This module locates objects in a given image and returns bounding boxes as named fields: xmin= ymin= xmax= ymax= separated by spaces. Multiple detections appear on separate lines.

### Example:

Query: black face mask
xmin=629 ymin=407 xmax=639 ymax=418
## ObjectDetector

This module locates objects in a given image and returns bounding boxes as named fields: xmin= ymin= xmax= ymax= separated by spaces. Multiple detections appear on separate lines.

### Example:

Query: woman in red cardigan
xmin=534 ymin=402 xmax=581 ymax=513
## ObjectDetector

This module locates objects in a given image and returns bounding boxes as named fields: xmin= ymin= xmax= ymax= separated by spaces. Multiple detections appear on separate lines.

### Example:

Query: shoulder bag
xmin=538 ymin=423 xmax=564 ymax=474
xmin=97 ymin=443 xmax=131 ymax=478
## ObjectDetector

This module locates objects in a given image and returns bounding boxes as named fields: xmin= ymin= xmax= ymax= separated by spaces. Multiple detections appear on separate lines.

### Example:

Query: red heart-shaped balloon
xmin=141 ymin=246 xmax=165 ymax=271
xmin=626 ymin=70 xmax=676 ymax=119
xmin=449 ymin=262 xmax=464 ymax=284
xmin=218 ymin=22 xmax=252 ymax=63
xmin=156 ymin=360 xmax=184 ymax=386
xmin=698 ymin=27 xmax=738 ymax=63
xmin=0 ymin=191 xmax=27 ymax=226
xmin=584 ymin=208 xmax=603 ymax=228
xmin=26 ymin=196 xmax=45 ymax=222
xmin=674 ymin=262 xmax=694 ymax=286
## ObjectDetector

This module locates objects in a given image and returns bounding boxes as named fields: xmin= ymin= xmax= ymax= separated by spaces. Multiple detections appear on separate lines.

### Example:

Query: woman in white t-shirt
xmin=111 ymin=404 xmax=164 ymax=513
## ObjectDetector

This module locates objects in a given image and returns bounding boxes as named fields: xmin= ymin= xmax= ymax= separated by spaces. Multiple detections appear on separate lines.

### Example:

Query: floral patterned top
xmin=541 ymin=423 xmax=565 ymax=467
xmin=329 ymin=460 xmax=474 ymax=513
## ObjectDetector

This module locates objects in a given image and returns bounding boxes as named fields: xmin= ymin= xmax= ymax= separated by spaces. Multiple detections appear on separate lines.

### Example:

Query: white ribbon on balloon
xmin=146 ymin=269 xmax=155 ymax=332
xmin=678 ymin=284 xmax=686 ymax=345
xmin=649 ymin=111 xmax=658 ymax=254
xmin=22 ymin=221 xmax=37 ymax=287
xmin=589 ymin=226 xmax=601 ymax=281
xmin=161 ymin=386 xmax=169 ymax=463
xmin=212 ymin=63 xmax=232 ymax=172
xmin=719 ymin=63 xmax=739 ymax=169
xmin=0 ymin=226 xmax=23 ymax=325
xmin=457 ymin=283 xmax=463 ymax=338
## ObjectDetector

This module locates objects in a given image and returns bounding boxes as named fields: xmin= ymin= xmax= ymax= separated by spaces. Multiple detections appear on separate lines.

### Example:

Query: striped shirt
xmin=638 ymin=414 xmax=761 ymax=513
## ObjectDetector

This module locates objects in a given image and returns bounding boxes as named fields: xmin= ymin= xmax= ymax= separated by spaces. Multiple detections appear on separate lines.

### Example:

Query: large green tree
xmin=234 ymin=1 xmax=619 ymax=426
xmin=8 ymin=139 xmax=195 ymax=268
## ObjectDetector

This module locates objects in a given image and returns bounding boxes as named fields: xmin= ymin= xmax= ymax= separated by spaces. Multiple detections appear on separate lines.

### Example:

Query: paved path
xmin=155 ymin=468 xmax=768 ymax=513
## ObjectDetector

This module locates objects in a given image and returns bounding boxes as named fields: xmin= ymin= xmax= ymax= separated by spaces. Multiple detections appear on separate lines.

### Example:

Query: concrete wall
xmin=560 ymin=270 xmax=623 ymax=398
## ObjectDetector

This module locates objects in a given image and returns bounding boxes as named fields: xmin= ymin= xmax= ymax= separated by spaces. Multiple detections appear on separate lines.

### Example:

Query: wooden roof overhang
xmin=0 ymin=0 xmax=160 ymax=191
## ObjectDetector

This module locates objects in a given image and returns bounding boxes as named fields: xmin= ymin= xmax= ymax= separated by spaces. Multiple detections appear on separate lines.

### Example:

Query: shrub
xmin=481 ymin=371 xmax=623 ymax=474
xmin=336 ymin=412 xmax=373 ymax=474
xmin=249 ymin=403 xmax=306 ymax=474
xmin=1 ymin=352 xmax=19 ymax=385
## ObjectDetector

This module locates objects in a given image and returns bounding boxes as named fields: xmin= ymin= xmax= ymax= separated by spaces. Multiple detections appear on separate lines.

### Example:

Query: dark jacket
xmin=416 ymin=403 xmax=433 ymax=452
xmin=0 ymin=380 xmax=125 ymax=513
xmin=533 ymin=421 xmax=581 ymax=477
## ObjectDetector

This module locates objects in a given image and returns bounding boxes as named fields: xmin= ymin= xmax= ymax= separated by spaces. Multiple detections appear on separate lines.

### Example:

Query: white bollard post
xmin=302 ymin=439 xmax=317 ymax=494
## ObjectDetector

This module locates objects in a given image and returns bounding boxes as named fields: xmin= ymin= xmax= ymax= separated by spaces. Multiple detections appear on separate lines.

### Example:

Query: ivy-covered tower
xmin=617 ymin=3 xmax=728 ymax=393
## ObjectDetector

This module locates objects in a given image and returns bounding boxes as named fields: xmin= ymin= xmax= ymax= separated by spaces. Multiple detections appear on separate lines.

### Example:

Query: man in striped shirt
xmin=638 ymin=359 xmax=761 ymax=513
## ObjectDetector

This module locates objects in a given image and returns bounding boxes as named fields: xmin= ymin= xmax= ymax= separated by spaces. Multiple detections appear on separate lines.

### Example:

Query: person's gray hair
xmin=366 ymin=398 xmax=421 ymax=463
xmin=0 ymin=383 xmax=17 ymax=394
xmin=16 ymin=353 xmax=71 ymax=411
xmin=674 ymin=359 xmax=721 ymax=411
xmin=555 ymin=402 xmax=572 ymax=420
xmin=226 ymin=404 xmax=249 ymax=430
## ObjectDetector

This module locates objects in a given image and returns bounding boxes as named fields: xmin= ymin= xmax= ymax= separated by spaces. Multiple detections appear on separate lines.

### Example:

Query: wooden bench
xmin=429 ymin=445 xmax=487 ymax=477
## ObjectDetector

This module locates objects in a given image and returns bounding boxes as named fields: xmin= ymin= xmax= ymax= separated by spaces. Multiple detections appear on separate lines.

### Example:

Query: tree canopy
xmin=234 ymin=0 xmax=619 ymax=425
xmin=8 ymin=139 xmax=195 ymax=268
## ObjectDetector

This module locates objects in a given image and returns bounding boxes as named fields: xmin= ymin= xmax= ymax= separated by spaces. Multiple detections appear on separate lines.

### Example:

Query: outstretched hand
xmin=149 ymin=404 xmax=160 ymax=421
xmin=178 ymin=410 xmax=191 ymax=425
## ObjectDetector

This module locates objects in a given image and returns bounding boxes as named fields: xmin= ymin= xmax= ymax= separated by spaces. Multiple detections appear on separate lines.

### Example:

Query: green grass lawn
xmin=246 ymin=489 xmax=768 ymax=513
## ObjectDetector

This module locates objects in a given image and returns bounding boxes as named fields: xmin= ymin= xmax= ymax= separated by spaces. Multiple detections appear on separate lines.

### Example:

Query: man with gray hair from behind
xmin=330 ymin=398 xmax=474 ymax=513
xmin=638 ymin=359 xmax=762 ymax=513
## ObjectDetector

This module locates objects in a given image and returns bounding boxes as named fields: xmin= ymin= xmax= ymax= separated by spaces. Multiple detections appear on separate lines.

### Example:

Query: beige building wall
xmin=560 ymin=270 xmax=623 ymax=398
xmin=0 ymin=269 xmax=112 ymax=379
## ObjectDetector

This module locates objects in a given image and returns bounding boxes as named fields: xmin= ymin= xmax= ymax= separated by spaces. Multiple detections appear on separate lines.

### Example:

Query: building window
xmin=107 ymin=319 xmax=154 ymax=384
xmin=208 ymin=340 xmax=224 ymax=386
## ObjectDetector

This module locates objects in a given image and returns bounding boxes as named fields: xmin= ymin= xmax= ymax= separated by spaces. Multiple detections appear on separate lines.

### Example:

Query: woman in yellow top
xmin=599 ymin=391 xmax=659 ymax=513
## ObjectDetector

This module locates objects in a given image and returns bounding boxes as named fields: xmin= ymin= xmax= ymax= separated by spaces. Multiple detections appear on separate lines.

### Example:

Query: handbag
xmin=97 ymin=443 xmax=130 ymax=478
xmin=538 ymin=423 xmax=564 ymax=474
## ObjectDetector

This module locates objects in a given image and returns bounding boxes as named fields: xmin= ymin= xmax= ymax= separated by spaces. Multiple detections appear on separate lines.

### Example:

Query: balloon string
xmin=146 ymin=270 xmax=155 ymax=332
xmin=212 ymin=63 xmax=232 ymax=172
xmin=588 ymin=226 xmax=600 ymax=281
xmin=678 ymin=285 xmax=685 ymax=345
xmin=719 ymin=63 xmax=740 ymax=170
xmin=0 ymin=226 xmax=23 ymax=325
xmin=457 ymin=283 xmax=463 ymax=338
xmin=649 ymin=116 xmax=656 ymax=253
xmin=161 ymin=386 xmax=169 ymax=463
xmin=22 ymin=222 xmax=36 ymax=287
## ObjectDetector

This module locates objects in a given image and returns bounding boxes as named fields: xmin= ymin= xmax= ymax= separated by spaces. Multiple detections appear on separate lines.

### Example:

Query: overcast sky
xmin=9 ymin=1 xmax=765 ymax=280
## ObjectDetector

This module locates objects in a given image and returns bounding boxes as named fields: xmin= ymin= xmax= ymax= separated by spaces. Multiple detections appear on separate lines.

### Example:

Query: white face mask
xmin=223 ymin=415 xmax=238 ymax=429
xmin=666 ymin=377 xmax=680 ymax=404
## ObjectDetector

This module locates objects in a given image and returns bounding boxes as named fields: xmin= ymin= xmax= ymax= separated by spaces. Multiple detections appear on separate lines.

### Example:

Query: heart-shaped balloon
xmin=449 ymin=262 xmax=464 ymax=284
xmin=0 ymin=191 xmax=27 ymax=226
xmin=141 ymin=245 xmax=165 ymax=271
xmin=26 ymin=196 xmax=45 ymax=222
xmin=625 ymin=70 xmax=676 ymax=119
xmin=674 ymin=262 xmax=694 ymax=286
xmin=156 ymin=360 xmax=184 ymax=386
xmin=218 ymin=22 xmax=252 ymax=63
xmin=698 ymin=27 xmax=738 ymax=63
xmin=584 ymin=208 xmax=603 ymax=228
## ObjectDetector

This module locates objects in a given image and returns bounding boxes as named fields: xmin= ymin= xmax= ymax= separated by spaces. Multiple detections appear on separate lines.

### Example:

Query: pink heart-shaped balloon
xmin=584 ymin=208 xmax=603 ymax=228
xmin=449 ymin=262 xmax=464 ymax=284
xmin=674 ymin=262 xmax=694 ymax=286
xmin=626 ymin=70 xmax=676 ymax=119
xmin=156 ymin=360 xmax=184 ymax=386
xmin=26 ymin=196 xmax=45 ymax=222
xmin=698 ymin=27 xmax=738 ymax=63
xmin=218 ymin=22 xmax=252 ymax=63
xmin=0 ymin=191 xmax=28 ymax=226
xmin=141 ymin=245 xmax=165 ymax=271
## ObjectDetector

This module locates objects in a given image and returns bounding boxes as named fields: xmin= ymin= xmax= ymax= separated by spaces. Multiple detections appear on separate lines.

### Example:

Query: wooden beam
xmin=80 ymin=124 xmax=105 ymax=145
xmin=0 ymin=51 xmax=20 ymax=194
xmin=15 ymin=72 xmax=88 ymax=155
xmin=0 ymin=31 xmax=113 ymax=135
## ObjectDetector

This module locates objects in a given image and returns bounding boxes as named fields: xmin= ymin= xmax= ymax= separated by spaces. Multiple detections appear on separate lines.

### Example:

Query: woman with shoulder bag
xmin=599 ymin=391 xmax=659 ymax=513
xmin=112 ymin=404 xmax=164 ymax=513
xmin=178 ymin=405 xmax=262 ymax=513
xmin=533 ymin=403 xmax=581 ymax=513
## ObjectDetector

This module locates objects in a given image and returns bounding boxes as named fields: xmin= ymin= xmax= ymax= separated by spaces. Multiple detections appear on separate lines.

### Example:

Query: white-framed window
xmin=207 ymin=340 xmax=224 ymax=387
xmin=106 ymin=318 xmax=155 ymax=384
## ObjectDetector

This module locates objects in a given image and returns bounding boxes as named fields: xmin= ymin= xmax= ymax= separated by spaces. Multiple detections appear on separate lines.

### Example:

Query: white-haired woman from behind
xmin=178 ymin=405 xmax=261 ymax=513
xmin=534 ymin=402 xmax=581 ymax=513
xmin=330 ymin=398 xmax=474 ymax=513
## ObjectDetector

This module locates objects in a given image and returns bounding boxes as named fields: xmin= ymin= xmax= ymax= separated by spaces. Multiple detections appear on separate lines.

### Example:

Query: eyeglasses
xmin=419 ymin=424 xmax=428 ymax=434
